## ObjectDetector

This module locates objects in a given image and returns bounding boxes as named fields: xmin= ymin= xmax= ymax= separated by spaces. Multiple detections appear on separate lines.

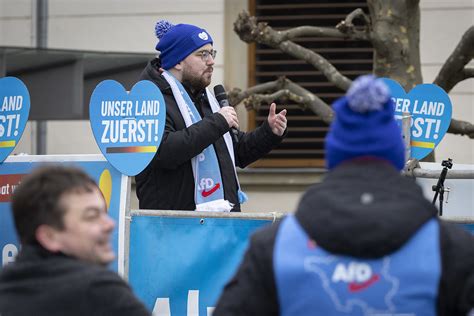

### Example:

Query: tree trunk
xmin=368 ymin=0 xmax=423 ymax=90
xmin=367 ymin=0 xmax=434 ymax=161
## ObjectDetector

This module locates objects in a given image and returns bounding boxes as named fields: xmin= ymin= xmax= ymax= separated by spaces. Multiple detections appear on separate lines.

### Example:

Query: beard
xmin=182 ymin=67 xmax=212 ymax=92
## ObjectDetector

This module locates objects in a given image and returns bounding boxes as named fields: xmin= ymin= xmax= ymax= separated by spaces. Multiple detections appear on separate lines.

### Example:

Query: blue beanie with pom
xmin=154 ymin=20 xmax=213 ymax=70
xmin=325 ymin=75 xmax=405 ymax=170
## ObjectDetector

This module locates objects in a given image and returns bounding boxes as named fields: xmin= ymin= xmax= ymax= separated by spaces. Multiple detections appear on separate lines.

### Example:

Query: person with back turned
xmin=0 ymin=166 xmax=151 ymax=316
xmin=214 ymin=75 xmax=474 ymax=315
xmin=136 ymin=20 xmax=287 ymax=212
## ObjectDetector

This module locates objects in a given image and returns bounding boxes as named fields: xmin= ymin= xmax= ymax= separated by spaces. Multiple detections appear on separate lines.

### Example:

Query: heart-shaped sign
xmin=0 ymin=77 xmax=30 ymax=163
xmin=198 ymin=31 xmax=209 ymax=40
xmin=89 ymin=80 xmax=166 ymax=176
xmin=382 ymin=78 xmax=452 ymax=160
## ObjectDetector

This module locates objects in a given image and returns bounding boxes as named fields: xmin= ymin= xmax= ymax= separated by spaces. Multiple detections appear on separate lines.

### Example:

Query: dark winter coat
xmin=0 ymin=245 xmax=151 ymax=316
xmin=214 ymin=160 xmax=474 ymax=315
xmin=136 ymin=59 xmax=285 ymax=211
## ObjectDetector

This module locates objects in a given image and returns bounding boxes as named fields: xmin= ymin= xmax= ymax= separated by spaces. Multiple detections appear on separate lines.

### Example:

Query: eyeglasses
xmin=195 ymin=49 xmax=217 ymax=62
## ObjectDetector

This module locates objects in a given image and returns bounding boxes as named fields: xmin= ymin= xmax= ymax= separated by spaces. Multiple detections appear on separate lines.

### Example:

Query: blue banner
xmin=0 ymin=77 xmax=30 ymax=163
xmin=89 ymin=80 xmax=166 ymax=176
xmin=0 ymin=156 xmax=127 ymax=272
xmin=464 ymin=224 xmax=474 ymax=234
xmin=129 ymin=216 xmax=272 ymax=315
xmin=382 ymin=79 xmax=452 ymax=160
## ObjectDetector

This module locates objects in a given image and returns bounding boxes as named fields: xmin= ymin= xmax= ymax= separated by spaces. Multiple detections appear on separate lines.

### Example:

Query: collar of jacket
xmin=294 ymin=160 xmax=438 ymax=258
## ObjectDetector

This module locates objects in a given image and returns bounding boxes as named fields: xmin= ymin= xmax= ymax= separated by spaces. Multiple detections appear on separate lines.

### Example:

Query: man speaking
xmin=136 ymin=20 xmax=287 ymax=212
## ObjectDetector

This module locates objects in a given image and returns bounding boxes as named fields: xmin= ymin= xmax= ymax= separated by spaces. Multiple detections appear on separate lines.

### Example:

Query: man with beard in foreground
xmin=136 ymin=20 xmax=287 ymax=212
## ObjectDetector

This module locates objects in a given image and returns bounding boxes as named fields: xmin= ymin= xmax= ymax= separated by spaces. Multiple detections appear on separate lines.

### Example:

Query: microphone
xmin=214 ymin=84 xmax=239 ymax=143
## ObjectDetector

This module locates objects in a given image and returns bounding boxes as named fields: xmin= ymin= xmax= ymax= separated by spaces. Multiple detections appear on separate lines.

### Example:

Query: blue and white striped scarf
xmin=162 ymin=71 xmax=246 ymax=212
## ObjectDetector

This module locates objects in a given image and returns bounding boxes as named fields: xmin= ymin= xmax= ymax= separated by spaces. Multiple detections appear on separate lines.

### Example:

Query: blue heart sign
xmin=382 ymin=78 xmax=452 ymax=160
xmin=89 ymin=80 xmax=166 ymax=176
xmin=0 ymin=77 xmax=30 ymax=163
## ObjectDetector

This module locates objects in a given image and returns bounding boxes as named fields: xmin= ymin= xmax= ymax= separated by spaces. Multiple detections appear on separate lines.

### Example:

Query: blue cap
xmin=155 ymin=20 xmax=213 ymax=70
xmin=325 ymin=75 xmax=405 ymax=170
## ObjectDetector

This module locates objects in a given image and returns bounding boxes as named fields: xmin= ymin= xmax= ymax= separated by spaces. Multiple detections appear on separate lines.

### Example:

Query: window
xmin=248 ymin=0 xmax=373 ymax=167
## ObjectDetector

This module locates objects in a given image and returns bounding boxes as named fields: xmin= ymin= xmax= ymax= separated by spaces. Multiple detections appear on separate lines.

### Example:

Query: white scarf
xmin=162 ymin=71 xmax=243 ymax=212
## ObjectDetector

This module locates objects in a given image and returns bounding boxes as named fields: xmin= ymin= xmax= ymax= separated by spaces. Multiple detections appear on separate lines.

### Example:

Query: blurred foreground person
xmin=0 ymin=166 xmax=150 ymax=316
xmin=214 ymin=75 xmax=474 ymax=315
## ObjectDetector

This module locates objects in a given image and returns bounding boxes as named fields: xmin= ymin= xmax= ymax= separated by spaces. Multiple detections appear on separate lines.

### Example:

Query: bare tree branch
xmin=463 ymin=68 xmax=474 ymax=80
xmin=228 ymin=77 xmax=334 ymax=124
xmin=228 ymin=79 xmax=283 ymax=105
xmin=346 ymin=8 xmax=371 ymax=26
xmin=234 ymin=10 xmax=353 ymax=91
xmin=336 ymin=8 xmax=371 ymax=39
xmin=448 ymin=118 xmax=474 ymax=138
xmin=244 ymin=90 xmax=304 ymax=112
xmin=283 ymin=26 xmax=365 ymax=41
xmin=434 ymin=26 xmax=474 ymax=93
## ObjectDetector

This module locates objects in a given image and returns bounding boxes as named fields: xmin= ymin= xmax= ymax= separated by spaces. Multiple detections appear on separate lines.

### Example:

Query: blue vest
xmin=274 ymin=215 xmax=440 ymax=316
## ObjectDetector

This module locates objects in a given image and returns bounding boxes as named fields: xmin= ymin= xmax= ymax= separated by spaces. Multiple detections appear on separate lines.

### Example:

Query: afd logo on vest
xmin=304 ymin=256 xmax=399 ymax=313
xmin=332 ymin=262 xmax=380 ymax=292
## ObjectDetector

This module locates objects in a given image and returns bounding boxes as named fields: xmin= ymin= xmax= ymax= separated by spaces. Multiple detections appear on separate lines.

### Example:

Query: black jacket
xmin=0 ymin=245 xmax=151 ymax=316
xmin=136 ymin=59 xmax=285 ymax=211
xmin=214 ymin=160 xmax=474 ymax=315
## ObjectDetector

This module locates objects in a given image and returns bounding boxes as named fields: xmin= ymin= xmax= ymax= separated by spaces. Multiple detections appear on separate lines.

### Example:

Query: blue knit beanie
xmin=325 ymin=75 xmax=405 ymax=170
xmin=155 ymin=20 xmax=213 ymax=70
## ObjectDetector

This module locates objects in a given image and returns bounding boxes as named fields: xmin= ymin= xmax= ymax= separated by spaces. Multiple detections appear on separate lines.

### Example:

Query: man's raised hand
xmin=267 ymin=103 xmax=287 ymax=136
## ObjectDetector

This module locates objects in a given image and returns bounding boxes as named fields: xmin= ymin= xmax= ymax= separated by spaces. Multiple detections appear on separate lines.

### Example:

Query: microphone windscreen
xmin=213 ymin=85 xmax=227 ymax=102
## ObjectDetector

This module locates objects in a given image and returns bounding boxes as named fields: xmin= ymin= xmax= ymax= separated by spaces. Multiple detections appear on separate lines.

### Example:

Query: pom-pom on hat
xmin=325 ymin=75 xmax=405 ymax=170
xmin=155 ymin=20 xmax=213 ymax=70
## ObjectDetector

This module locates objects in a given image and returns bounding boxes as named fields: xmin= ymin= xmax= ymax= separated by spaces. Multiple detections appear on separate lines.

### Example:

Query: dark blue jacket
xmin=0 ymin=245 xmax=150 ymax=316
xmin=214 ymin=161 xmax=474 ymax=315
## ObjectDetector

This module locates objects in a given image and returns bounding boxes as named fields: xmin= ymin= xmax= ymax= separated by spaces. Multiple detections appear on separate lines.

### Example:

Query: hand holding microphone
xmin=214 ymin=85 xmax=240 ymax=143
xmin=218 ymin=107 xmax=239 ymax=129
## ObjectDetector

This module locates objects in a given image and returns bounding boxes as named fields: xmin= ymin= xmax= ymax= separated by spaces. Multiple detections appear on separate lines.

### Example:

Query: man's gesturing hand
xmin=267 ymin=103 xmax=287 ymax=136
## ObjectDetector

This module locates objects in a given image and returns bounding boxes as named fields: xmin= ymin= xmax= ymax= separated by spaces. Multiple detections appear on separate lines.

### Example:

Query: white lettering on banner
xmin=101 ymin=100 xmax=133 ymax=117
xmin=153 ymin=298 xmax=170 ymax=316
xmin=393 ymin=97 xmax=445 ymax=140
xmin=332 ymin=262 xmax=372 ymax=283
xmin=392 ymin=97 xmax=445 ymax=117
xmin=187 ymin=290 xmax=199 ymax=315
xmin=396 ymin=115 xmax=441 ymax=140
xmin=101 ymin=119 xmax=158 ymax=144
xmin=101 ymin=100 xmax=160 ymax=117
xmin=0 ymin=114 xmax=20 ymax=137
xmin=2 ymin=244 xmax=18 ymax=266
xmin=0 ymin=183 xmax=9 ymax=195
xmin=152 ymin=290 xmax=215 ymax=316
xmin=412 ymin=101 xmax=444 ymax=116
xmin=411 ymin=117 xmax=441 ymax=139
xmin=1 ymin=96 xmax=23 ymax=111
xmin=392 ymin=97 xmax=410 ymax=113
xmin=135 ymin=100 xmax=160 ymax=116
